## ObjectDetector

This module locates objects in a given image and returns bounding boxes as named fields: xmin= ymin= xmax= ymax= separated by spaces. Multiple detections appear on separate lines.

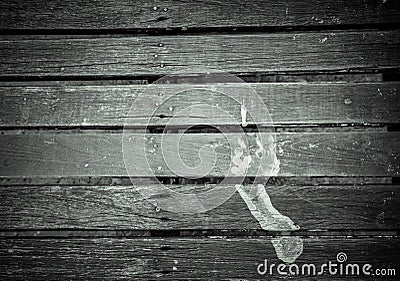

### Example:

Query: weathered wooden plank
xmin=0 ymin=176 xmax=393 ymax=186
xmin=0 ymin=131 xmax=398 ymax=177
xmin=0 ymin=229 xmax=397 ymax=238
xmin=0 ymin=237 xmax=398 ymax=280
xmin=0 ymin=185 xmax=398 ymax=230
xmin=0 ymin=30 xmax=399 ymax=77
xmin=1 ymin=83 xmax=399 ymax=127
xmin=1 ymin=0 xmax=399 ymax=30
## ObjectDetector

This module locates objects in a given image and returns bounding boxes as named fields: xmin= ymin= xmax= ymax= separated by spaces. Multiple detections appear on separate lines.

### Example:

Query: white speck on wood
xmin=240 ymin=101 xmax=248 ymax=127
xmin=319 ymin=37 xmax=328 ymax=43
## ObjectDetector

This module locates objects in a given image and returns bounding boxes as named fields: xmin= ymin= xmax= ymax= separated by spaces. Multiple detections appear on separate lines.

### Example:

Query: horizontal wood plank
xmin=0 ymin=0 xmax=399 ymax=30
xmin=1 ymin=83 xmax=399 ymax=127
xmin=0 ymin=176 xmax=392 ymax=186
xmin=0 ymin=237 xmax=398 ymax=280
xmin=0 ymin=131 xmax=398 ymax=177
xmin=0 ymin=30 xmax=399 ymax=77
xmin=0 ymin=185 xmax=398 ymax=230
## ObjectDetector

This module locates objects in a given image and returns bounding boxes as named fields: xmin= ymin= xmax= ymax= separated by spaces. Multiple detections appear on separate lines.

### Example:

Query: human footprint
xmin=238 ymin=184 xmax=300 ymax=231
xmin=231 ymin=135 xmax=303 ymax=263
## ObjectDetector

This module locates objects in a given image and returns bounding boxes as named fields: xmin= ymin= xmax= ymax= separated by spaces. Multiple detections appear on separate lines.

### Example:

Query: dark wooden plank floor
xmin=0 ymin=184 xmax=398 ymax=230
xmin=1 ymin=237 xmax=399 ymax=280
xmin=0 ymin=83 xmax=399 ymax=127
xmin=1 ymin=0 xmax=400 ymax=30
xmin=0 ymin=0 xmax=399 ymax=279
xmin=0 ymin=131 xmax=398 ymax=177
xmin=0 ymin=30 xmax=399 ymax=77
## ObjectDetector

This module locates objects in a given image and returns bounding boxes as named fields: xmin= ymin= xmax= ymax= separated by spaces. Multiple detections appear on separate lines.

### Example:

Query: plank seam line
xmin=1 ymin=229 xmax=399 ymax=234
xmin=0 ymin=68 xmax=398 ymax=83
xmin=0 ymin=176 xmax=395 ymax=186
xmin=0 ymin=229 xmax=398 ymax=239
xmin=0 ymin=23 xmax=399 ymax=36
xmin=0 ymin=124 xmax=391 ymax=133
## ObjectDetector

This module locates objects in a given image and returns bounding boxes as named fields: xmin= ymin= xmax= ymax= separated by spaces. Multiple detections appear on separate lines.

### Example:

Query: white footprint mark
xmin=231 ymin=135 xmax=303 ymax=263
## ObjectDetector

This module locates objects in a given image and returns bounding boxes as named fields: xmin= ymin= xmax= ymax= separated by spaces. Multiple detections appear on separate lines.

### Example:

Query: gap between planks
xmin=0 ymin=176 xmax=393 ymax=186
xmin=0 ymin=71 xmax=389 ymax=84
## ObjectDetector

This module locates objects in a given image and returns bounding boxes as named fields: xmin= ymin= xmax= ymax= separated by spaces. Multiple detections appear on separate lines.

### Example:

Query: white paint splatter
xmin=254 ymin=135 xmax=265 ymax=158
xmin=319 ymin=37 xmax=328 ymax=43
xmin=44 ymin=138 xmax=56 ymax=145
xmin=231 ymin=138 xmax=251 ymax=175
xmin=308 ymin=143 xmax=317 ymax=149
xmin=330 ymin=16 xmax=341 ymax=24
xmin=344 ymin=98 xmax=353 ymax=105
xmin=240 ymin=101 xmax=248 ymax=127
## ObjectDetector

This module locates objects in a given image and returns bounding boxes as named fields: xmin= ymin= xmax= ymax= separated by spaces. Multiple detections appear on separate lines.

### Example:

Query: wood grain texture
xmin=0 ymin=0 xmax=399 ymax=30
xmin=1 ymin=83 xmax=399 ymax=127
xmin=0 ymin=237 xmax=398 ymax=280
xmin=0 ymin=30 xmax=399 ymax=77
xmin=0 ymin=131 xmax=398 ymax=177
xmin=0 ymin=185 xmax=398 ymax=230
xmin=0 ymin=176 xmax=393 ymax=186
